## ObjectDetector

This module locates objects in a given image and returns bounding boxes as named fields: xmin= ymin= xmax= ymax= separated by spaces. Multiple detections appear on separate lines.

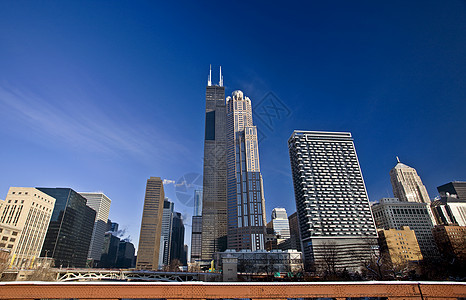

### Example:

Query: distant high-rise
xmin=136 ymin=177 xmax=165 ymax=270
xmin=288 ymin=131 xmax=378 ymax=271
xmin=270 ymin=208 xmax=291 ymax=240
xmin=437 ymin=181 xmax=466 ymax=202
xmin=226 ymin=90 xmax=267 ymax=251
xmin=191 ymin=189 xmax=202 ymax=262
xmin=160 ymin=198 xmax=174 ymax=266
xmin=201 ymin=66 xmax=228 ymax=260
xmin=0 ymin=187 xmax=55 ymax=268
xmin=288 ymin=212 xmax=301 ymax=251
xmin=389 ymin=157 xmax=431 ymax=203
xmin=79 ymin=192 xmax=111 ymax=264
xmin=170 ymin=212 xmax=185 ymax=265
xmin=37 ymin=187 xmax=96 ymax=268
xmin=107 ymin=220 xmax=119 ymax=233
xmin=116 ymin=240 xmax=136 ymax=268
xmin=100 ymin=232 xmax=120 ymax=268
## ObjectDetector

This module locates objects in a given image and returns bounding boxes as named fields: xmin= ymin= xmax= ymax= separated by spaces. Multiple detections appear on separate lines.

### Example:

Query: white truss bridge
xmin=55 ymin=269 xmax=220 ymax=282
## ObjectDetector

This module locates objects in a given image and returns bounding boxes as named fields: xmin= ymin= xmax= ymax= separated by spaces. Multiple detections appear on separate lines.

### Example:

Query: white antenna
xmin=208 ymin=64 xmax=212 ymax=86
xmin=396 ymin=156 xmax=400 ymax=163
xmin=219 ymin=66 xmax=223 ymax=86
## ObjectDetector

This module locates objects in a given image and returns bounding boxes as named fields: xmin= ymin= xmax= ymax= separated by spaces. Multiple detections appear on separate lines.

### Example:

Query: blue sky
xmin=0 ymin=1 xmax=465 ymax=253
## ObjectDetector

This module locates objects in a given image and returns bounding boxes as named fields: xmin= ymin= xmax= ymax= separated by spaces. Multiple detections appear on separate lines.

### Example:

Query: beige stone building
xmin=389 ymin=157 xmax=431 ymax=203
xmin=136 ymin=177 xmax=165 ymax=270
xmin=378 ymin=226 xmax=423 ymax=265
xmin=0 ymin=187 xmax=55 ymax=268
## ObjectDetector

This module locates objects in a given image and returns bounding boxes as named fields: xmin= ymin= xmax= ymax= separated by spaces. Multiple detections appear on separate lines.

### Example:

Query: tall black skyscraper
xmin=37 ymin=187 xmax=96 ymax=268
xmin=170 ymin=212 xmax=186 ymax=264
xmin=201 ymin=66 xmax=227 ymax=260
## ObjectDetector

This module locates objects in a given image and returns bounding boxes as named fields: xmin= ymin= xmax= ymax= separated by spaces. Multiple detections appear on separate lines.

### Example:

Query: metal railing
xmin=0 ymin=281 xmax=465 ymax=299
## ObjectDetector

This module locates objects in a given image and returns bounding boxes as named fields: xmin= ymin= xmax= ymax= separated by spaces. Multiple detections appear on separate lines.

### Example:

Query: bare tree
xmin=318 ymin=240 xmax=339 ymax=278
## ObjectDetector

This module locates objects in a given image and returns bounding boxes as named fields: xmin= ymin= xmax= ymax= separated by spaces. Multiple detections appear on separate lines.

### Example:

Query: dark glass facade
xmin=437 ymin=181 xmax=466 ymax=202
xmin=37 ymin=187 xmax=96 ymax=268
xmin=201 ymin=84 xmax=228 ymax=260
xmin=170 ymin=212 xmax=186 ymax=265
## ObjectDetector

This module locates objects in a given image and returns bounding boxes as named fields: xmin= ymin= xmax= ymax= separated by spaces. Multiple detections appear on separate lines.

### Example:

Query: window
xmin=2 ymin=237 xmax=8 ymax=241
xmin=12 ymin=231 xmax=17 ymax=236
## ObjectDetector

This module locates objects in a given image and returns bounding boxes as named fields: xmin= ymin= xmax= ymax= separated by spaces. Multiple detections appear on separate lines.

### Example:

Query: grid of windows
xmin=226 ymin=90 xmax=266 ymax=251
xmin=288 ymin=131 xmax=378 ymax=269
xmin=372 ymin=198 xmax=439 ymax=258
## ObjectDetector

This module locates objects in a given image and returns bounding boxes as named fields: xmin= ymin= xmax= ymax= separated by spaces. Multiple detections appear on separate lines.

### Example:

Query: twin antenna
xmin=207 ymin=64 xmax=223 ymax=87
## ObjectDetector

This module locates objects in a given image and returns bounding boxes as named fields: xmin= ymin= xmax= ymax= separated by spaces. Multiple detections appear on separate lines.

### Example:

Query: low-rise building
xmin=214 ymin=249 xmax=303 ymax=275
xmin=378 ymin=226 xmax=423 ymax=265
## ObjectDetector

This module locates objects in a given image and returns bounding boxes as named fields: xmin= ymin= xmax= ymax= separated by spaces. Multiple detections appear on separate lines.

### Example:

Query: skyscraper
xmin=160 ymin=198 xmax=174 ymax=266
xmin=270 ymin=208 xmax=291 ymax=240
xmin=201 ymin=66 xmax=228 ymax=260
xmin=288 ymin=131 xmax=378 ymax=271
xmin=389 ymin=157 xmax=431 ymax=203
xmin=170 ymin=212 xmax=186 ymax=265
xmin=191 ymin=189 xmax=202 ymax=262
xmin=437 ymin=181 xmax=466 ymax=202
xmin=0 ymin=187 xmax=56 ymax=268
xmin=136 ymin=177 xmax=165 ymax=270
xmin=226 ymin=90 xmax=267 ymax=251
xmin=37 ymin=187 xmax=96 ymax=268
xmin=79 ymin=192 xmax=111 ymax=264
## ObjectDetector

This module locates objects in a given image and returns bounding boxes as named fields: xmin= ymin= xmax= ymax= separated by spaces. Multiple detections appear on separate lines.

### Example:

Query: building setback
xmin=288 ymin=131 xmax=378 ymax=271
xmin=37 ymin=187 xmax=96 ymax=268
xmin=79 ymin=192 xmax=111 ymax=264
xmin=136 ymin=177 xmax=165 ymax=270
xmin=389 ymin=158 xmax=431 ymax=203
xmin=0 ymin=187 xmax=56 ymax=268
xmin=201 ymin=66 xmax=228 ymax=260
xmin=226 ymin=90 xmax=267 ymax=251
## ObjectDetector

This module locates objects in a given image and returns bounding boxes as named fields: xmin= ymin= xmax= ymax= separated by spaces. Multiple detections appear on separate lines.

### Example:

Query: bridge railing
xmin=0 ymin=281 xmax=465 ymax=300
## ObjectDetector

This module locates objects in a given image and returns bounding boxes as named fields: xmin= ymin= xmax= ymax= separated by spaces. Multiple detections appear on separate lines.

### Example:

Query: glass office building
xmin=37 ymin=187 xmax=96 ymax=268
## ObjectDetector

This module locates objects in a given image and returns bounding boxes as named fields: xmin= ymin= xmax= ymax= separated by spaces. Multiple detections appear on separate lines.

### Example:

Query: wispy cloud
xmin=0 ymin=85 xmax=190 ymax=161
xmin=163 ymin=179 xmax=175 ymax=185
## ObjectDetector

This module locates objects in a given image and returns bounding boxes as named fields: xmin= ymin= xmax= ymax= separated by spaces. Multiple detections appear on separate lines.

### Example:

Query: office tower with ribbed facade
xmin=270 ymin=208 xmax=291 ymax=240
xmin=0 ymin=187 xmax=55 ymax=268
xmin=288 ymin=131 xmax=378 ymax=271
xmin=201 ymin=66 xmax=228 ymax=260
xmin=226 ymin=90 xmax=267 ymax=251
xmin=79 ymin=192 xmax=111 ymax=264
xmin=389 ymin=158 xmax=431 ymax=203
xmin=136 ymin=177 xmax=165 ymax=270
xmin=37 ymin=187 xmax=96 ymax=268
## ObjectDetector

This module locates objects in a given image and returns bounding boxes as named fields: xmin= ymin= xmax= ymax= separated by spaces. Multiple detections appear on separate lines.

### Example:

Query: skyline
xmin=0 ymin=1 xmax=465 ymax=251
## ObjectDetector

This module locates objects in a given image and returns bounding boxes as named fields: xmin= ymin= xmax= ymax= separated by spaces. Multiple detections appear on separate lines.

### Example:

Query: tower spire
xmin=396 ymin=156 xmax=400 ymax=163
xmin=219 ymin=66 xmax=223 ymax=87
xmin=207 ymin=64 xmax=212 ymax=86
